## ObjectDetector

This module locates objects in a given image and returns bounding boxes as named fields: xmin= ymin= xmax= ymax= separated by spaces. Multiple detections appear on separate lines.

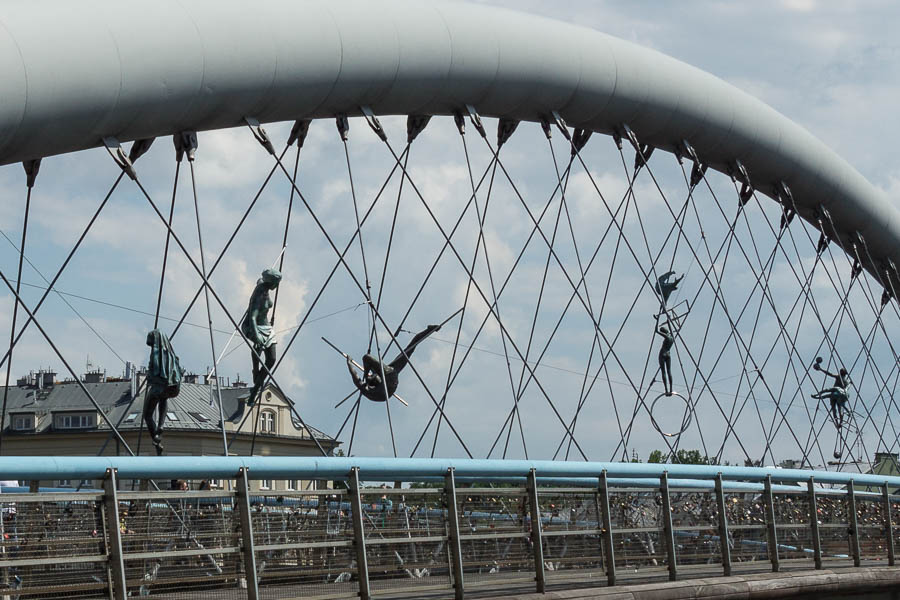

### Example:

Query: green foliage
xmin=644 ymin=448 xmax=713 ymax=465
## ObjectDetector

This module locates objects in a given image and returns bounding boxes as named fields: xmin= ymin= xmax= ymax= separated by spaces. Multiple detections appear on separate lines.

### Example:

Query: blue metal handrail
xmin=0 ymin=456 xmax=893 ymax=488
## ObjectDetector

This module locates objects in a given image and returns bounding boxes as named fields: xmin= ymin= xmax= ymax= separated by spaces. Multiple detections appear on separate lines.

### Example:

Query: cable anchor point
xmin=173 ymin=131 xmax=198 ymax=163
xmin=550 ymin=111 xmax=572 ymax=141
xmin=406 ymin=115 xmax=432 ymax=144
xmin=244 ymin=117 xmax=276 ymax=156
xmin=497 ymin=118 xmax=519 ymax=149
xmin=22 ymin=158 xmax=41 ymax=188
xmin=361 ymin=106 xmax=388 ymax=142
xmin=287 ymin=119 xmax=312 ymax=148
xmin=102 ymin=137 xmax=137 ymax=180
xmin=335 ymin=114 xmax=350 ymax=142
xmin=465 ymin=104 xmax=487 ymax=139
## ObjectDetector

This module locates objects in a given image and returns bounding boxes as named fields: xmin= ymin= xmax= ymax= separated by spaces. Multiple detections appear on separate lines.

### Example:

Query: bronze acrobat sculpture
xmin=347 ymin=324 xmax=441 ymax=403
xmin=241 ymin=268 xmax=282 ymax=406
xmin=144 ymin=329 xmax=183 ymax=455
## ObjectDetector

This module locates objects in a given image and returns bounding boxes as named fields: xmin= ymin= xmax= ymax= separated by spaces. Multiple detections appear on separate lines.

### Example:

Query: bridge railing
xmin=0 ymin=457 xmax=898 ymax=599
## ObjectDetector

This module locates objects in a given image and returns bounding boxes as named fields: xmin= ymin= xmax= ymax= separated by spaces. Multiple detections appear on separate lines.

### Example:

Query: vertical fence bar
xmin=884 ymin=482 xmax=895 ymax=566
xmin=349 ymin=467 xmax=371 ymax=600
xmin=808 ymin=477 xmax=822 ymax=569
xmin=102 ymin=468 xmax=127 ymax=600
xmin=526 ymin=469 xmax=545 ymax=593
xmin=598 ymin=470 xmax=616 ymax=586
xmin=763 ymin=475 xmax=779 ymax=572
xmin=444 ymin=468 xmax=465 ymax=600
xmin=714 ymin=473 xmax=731 ymax=576
xmin=846 ymin=480 xmax=860 ymax=567
xmin=236 ymin=467 xmax=259 ymax=600
xmin=660 ymin=472 xmax=677 ymax=581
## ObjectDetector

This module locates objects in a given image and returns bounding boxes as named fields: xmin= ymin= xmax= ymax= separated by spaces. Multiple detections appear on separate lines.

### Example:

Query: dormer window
xmin=54 ymin=412 xmax=95 ymax=429
xmin=12 ymin=414 xmax=34 ymax=431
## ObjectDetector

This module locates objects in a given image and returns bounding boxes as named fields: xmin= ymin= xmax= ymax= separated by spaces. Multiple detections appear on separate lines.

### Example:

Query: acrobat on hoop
xmin=649 ymin=391 xmax=693 ymax=438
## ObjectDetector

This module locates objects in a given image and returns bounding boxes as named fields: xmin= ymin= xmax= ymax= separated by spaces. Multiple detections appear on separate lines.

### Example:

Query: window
xmin=209 ymin=479 xmax=222 ymax=489
xmin=166 ymin=412 xmax=178 ymax=421
xmin=55 ymin=413 xmax=94 ymax=429
xmin=260 ymin=480 xmax=272 ymax=490
xmin=58 ymin=480 xmax=72 ymax=487
xmin=125 ymin=413 xmax=138 ymax=422
xmin=12 ymin=415 xmax=34 ymax=431
xmin=286 ymin=480 xmax=297 ymax=491
xmin=259 ymin=410 xmax=276 ymax=434
xmin=188 ymin=411 xmax=209 ymax=423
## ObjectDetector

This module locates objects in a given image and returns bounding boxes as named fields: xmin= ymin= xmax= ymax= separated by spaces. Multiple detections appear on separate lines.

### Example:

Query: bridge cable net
xmin=1 ymin=113 xmax=898 ymax=472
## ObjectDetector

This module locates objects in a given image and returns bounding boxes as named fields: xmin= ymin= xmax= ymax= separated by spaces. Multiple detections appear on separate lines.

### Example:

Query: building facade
xmin=0 ymin=369 xmax=341 ymax=492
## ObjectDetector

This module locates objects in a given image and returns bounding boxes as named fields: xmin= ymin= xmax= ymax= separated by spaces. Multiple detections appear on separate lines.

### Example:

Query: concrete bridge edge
xmin=504 ymin=567 xmax=900 ymax=599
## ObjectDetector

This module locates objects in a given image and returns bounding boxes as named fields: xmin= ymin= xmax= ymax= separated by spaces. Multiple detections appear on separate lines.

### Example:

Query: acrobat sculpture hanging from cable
xmin=241 ymin=268 xmax=282 ymax=407
xmin=144 ymin=329 xmax=184 ymax=455
xmin=347 ymin=324 xmax=441 ymax=403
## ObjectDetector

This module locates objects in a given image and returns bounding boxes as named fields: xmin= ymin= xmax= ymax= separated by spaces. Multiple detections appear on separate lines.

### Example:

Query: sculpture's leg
xmin=143 ymin=395 xmax=159 ymax=441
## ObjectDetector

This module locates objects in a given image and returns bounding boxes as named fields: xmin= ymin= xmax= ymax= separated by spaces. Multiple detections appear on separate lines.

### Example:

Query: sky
xmin=1 ymin=0 xmax=899 ymax=467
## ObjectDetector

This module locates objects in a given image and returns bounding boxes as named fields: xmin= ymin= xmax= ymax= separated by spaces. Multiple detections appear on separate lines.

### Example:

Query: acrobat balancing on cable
xmin=811 ymin=356 xmax=850 ymax=429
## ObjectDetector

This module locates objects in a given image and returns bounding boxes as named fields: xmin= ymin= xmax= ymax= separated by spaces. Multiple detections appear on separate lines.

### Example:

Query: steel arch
xmin=0 ymin=0 xmax=896 ymax=284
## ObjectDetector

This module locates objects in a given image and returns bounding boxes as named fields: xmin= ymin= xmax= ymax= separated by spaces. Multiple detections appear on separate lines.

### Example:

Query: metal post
xmin=883 ymin=483 xmax=895 ymax=566
xmin=235 ymin=467 xmax=259 ymax=600
xmin=808 ymin=477 xmax=822 ymax=570
xmin=598 ymin=470 xmax=616 ymax=586
xmin=714 ymin=473 xmax=731 ymax=576
xmin=444 ymin=468 xmax=465 ymax=600
xmin=103 ymin=468 xmax=127 ymax=600
xmin=763 ymin=475 xmax=779 ymax=572
xmin=349 ymin=467 xmax=371 ymax=600
xmin=526 ymin=469 xmax=545 ymax=593
xmin=660 ymin=472 xmax=677 ymax=581
xmin=846 ymin=480 xmax=860 ymax=567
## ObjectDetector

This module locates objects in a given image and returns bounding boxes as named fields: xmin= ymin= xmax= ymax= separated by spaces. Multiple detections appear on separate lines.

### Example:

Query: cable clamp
xmin=550 ymin=111 xmax=571 ymax=141
xmin=497 ymin=118 xmax=519 ymax=148
xmin=850 ymin=259 xmax=862 ymax=281
xmin=406 ymin=115 xmax=431 ymax=143
xmin=361 ymin=106 xmax=387 ymax=142
xmin=22 ymin=158 xmax=41 ymax=188
xmin=465 ymin=105 xmax=486 ymax=138
xmin=173 ymin=131 xmax=198 ymax=163
xmin=287 ymin=119 xmax=311 ymax=148
xmin=244 ymin=117 xmax=276 ymax=155
xmin=539 ymin=116 xmax=552 ymax=140
xmin=453 ymin=111 xmax=466 ymax=136
xmin=335 ymin=114 xmax=350 ymax=142
xmin=102 ymin=137 xmax=137 ymax=180
xmin=128 ymin=138 xmax=155 ymax=164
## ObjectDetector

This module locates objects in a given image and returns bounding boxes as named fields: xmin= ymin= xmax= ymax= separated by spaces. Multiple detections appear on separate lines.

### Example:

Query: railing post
xmin=526 ymin=468 xmax=545 ymax=593
xmin=763 ymin=474 xmax=779 ymax=572
xmin=714 ymin=473 xmax=731 ymax=576
xmin=349 ymin=467 xmax=371 ymax=600
xmin=102 ymin=468 xmax=127 ymax=600
xmin=598 ymin=470 xmax=616 ymax=586
xmin=846 ymin=479 xmax=860 ymax=567
xmin=235 ymin=467 xmax=259 ymax=600
xmin=444 ymin=468 xmax=465 ymax=600
xmin=660 ymin=471 xmax=677 ymax=581
xmin=884 ymin=483 xmax=895 ymax=566
xmin=808 ymin=477 xmax=822 ymax=569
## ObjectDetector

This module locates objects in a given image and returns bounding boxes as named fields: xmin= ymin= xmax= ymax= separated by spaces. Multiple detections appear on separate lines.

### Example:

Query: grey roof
xmin=1 ymin=380 xmax=334 ymax=441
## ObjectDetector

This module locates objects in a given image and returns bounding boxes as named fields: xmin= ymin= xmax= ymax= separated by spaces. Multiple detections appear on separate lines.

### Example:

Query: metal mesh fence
xmin=117 ymin=489 xmax=245 ymax=600
xmin=538 ymin=489 xmax=604 ymax=582
xmin=0 ymin=493 xmax=108 ymax=598
xmin=0 ymin=480 xmax=898 ymax=598
xmin=252 ymin=489 xmax=357 ymax=599
xmin=456 ymin=488 xmax=534 ymax=587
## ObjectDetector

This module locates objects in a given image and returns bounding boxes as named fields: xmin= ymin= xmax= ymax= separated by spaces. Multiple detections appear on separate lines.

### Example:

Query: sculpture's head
xmin=146 ymin=329 xmax=159 ymax=346
xmin=659 ymin=326 xmax=669 ymax=334
xmin=260 ymin=268 xmax=282 ymax=289
xmin=840 ymin=368 xmax=848 ymax=377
